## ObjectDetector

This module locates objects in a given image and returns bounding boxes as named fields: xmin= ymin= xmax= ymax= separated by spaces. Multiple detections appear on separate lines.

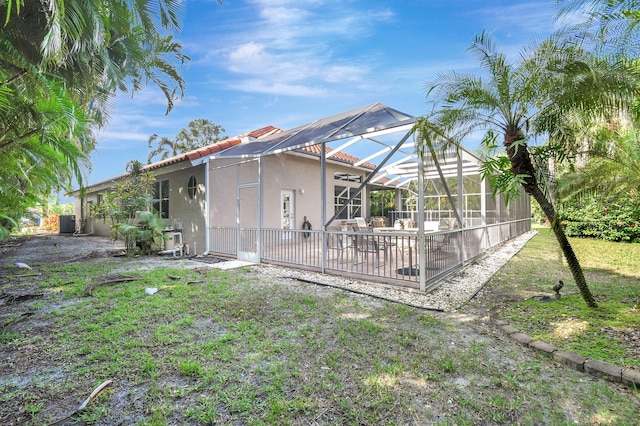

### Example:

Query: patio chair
xmin=371 ymin=217 xmax=386 ymax=228
xmin=354 ymin=217 xmax=368 ymax=231
xmin=326 ymin=226 xmax=352 ymax=264
xmin=428 ymin=232 xmax=448 ymax=253
xmin=353 ymin=231 xmax=387 ymax=268
xmin=428 ymin=221 xmax=459 ymax=253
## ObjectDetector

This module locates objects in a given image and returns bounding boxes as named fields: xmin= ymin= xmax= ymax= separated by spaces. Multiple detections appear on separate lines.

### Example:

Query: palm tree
xmin=558 ymin=0 xmax=640 ymax=60
xmin=556 ymin=125 xmax=640 ymax=202
xmin=147 ymin=134 xmax=184 ymax=163
xmin=418 ymin=33 xmax=639 ymax=308
xmin=1 ymin=0 xmax=191 ymax=118
xmin=147 ymin=118 xmax=226 ymax=163
xmin=0 ymin=0 xmax=215 ymax=239
xmin=0 ymin=75 xmax=94 ymax=239
xmin=176 ymin=119 xmax=226 ymax=152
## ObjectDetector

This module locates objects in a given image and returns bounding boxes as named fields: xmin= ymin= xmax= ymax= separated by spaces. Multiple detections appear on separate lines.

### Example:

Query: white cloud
xmin=229 ymin=79 xmax=327 ymax=97
xmin=191 ymin=0 xmax=395 ymax=98
xmin=323 ymin=64 xmax=366 ymax=83
xmin=227 ymin=42 xmax=271 ymax=71
xmin=96 ymin=130 xmax=149 ymax=143
xmin=478 ymin=2 xmax=562 ymax=36
xmin=121 ymin=85 xmax=177 ymax=106
xmin=94 ymin=88 xmax=197 ymax=151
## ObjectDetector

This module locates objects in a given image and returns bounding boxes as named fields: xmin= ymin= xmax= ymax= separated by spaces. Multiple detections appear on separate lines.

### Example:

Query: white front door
xmin=281 ymin=190 xmax=294 ymax=240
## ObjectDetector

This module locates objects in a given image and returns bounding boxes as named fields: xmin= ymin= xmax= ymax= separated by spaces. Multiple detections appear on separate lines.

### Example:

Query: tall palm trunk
xmin=505 ymin=131 xmax=598 ymax=308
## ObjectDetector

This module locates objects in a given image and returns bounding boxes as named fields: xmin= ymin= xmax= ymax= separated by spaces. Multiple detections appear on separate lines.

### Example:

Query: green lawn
xmin=0 ymin=237 xmax=638 ymax=424
xmin=484 ymin=225 xmax=640 ymax=368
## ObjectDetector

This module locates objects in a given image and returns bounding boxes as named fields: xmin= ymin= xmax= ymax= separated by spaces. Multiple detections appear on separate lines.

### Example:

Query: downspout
xmin=204 ymin=161 xmax=210 ymax=255
xmin=258 ymin=157 xmax=263 ymax=260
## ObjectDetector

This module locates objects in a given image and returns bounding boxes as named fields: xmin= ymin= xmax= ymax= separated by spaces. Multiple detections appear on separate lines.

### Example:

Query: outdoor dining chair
xmin=325 ymin=226 xmax=352 ymax=264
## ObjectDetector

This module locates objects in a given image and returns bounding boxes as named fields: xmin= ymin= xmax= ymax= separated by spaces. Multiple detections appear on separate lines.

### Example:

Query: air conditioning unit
xmin=59 ymin=215 xmax=76 ymax=234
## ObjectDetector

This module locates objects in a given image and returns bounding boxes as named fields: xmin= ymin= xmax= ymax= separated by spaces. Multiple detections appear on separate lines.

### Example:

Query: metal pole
xmin=457 ymin=150 xmax=464 ymax=264
xmin=321 ymin=143 xmax=327 ymax=273
xmin=417 ymin=134 xmax=426 ymax=292
xmin=236 ymin=164 xmax=240 ymax=259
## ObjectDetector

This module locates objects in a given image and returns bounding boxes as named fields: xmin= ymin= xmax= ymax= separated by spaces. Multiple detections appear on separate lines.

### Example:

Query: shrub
xmin=0 ymin=215 xmax=18 ymax=241
xmin=41 ymin=214 xmax=59 ymax=232
xmin=114 ymin=211 xmax=164 ymax=255
xmin=557 ymin=193 xmax=640 ymax=242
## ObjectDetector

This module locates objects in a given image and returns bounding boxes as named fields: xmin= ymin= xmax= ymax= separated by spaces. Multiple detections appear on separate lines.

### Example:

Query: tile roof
xmin=80 ymin=125 xmax=385 ymax=190
xmin=299 ymin=144 xmax=376 ymax=169
xmin=242 ymin=125 xmax=282 ymax=139
xmin=83 ymin=126 xmax=279 ymax=188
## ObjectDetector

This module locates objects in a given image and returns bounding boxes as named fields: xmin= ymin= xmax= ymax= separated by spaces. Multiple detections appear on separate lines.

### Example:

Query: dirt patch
xmin=0 ymin=233 xmax=126 ymax=268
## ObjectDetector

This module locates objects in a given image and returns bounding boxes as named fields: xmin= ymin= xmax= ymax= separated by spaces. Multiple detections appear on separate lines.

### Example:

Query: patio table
xmin=373 ymin=228 xmax=436 ymax=274
xmin=372 ymin=227 xmax=418 ymax=233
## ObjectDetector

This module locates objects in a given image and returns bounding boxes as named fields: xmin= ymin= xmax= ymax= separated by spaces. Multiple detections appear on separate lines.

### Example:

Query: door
xmin=237 ymin=185 xmax=260 ymax=262
xmin=281 ymin=190 xmax=294 ymax=240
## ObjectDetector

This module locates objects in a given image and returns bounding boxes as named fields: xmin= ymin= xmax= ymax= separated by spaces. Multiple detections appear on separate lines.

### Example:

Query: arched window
xmin=187 ymin=175 xmax=198 ymax=199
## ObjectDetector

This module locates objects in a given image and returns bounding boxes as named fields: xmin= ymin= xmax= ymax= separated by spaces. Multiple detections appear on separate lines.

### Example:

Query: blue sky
xmin=88 ymin=0 xmax=570 ymax=185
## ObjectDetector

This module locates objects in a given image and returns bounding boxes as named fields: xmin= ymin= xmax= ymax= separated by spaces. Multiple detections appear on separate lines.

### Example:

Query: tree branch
xmin=0 ymin=128 xmax=40 ymax=152
xmin=1 ymin=70 xmax=27 ymax=86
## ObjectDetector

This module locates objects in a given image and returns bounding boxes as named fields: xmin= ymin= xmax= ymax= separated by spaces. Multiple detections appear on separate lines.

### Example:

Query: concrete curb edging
xmin=494 ymin=320 xmax=640 ymax=389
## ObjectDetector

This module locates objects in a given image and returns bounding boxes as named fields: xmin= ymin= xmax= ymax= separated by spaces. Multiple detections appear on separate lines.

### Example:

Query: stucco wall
xmin=74 ymin=163 xmax=207 ymax=254
xmin=152 ymin=164 xmax=206 ymax=255
xmin=208 ymin=153 xmax=371 ymax=233
xmin=262 ymin=154 xmax=322 ymax=230
xmin=74 ymin=187 xmax=114 ymax=237
xmin=76 ymin=151 xmax=374 ymax=255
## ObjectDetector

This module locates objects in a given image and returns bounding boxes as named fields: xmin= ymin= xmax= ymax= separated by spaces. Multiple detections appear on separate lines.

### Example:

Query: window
xmin=334 ymin=185 xmax=361 ymax=219
xmin=153 ymin=179 xmax=170 ymax=218
xmin=187 ymin=175 xmax=198 ymax=199
xmin=334 ymin=172 xmax=362 ymax=183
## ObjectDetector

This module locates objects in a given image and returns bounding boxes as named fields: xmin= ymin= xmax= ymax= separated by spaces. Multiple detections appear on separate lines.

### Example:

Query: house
xmin=73 ymin=119 xmax=393 ymax=253
xmin=72 ymin=126 xmax=280 ymax=254
xmin=74 ymin=103 xmax=531 ymax=290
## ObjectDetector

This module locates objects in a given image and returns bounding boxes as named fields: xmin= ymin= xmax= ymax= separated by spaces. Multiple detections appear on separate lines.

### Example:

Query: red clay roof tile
xmin=82 ymin=125 xmax=380 ymax=189
xmin=299 ymin=144 xmax=376 ymax=169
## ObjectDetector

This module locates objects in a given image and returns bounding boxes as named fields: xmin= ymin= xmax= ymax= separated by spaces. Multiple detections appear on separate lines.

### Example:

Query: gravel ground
xmin=249 ymin=231 xmax=537 ymax=312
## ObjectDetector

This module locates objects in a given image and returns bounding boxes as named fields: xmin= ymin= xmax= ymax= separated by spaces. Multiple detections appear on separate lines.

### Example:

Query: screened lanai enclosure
xmin=203 ymin=103 xmax=530 ymax=292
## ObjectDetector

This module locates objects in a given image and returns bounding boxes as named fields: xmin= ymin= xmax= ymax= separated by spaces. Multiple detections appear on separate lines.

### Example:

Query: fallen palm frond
xmin=14 ymin=272 xmax=42 ymax=278
xmin=48 ymin=380 xmax=113 ymax=426
xmin=0 ymin=292 xmax=44 ymax=304
xmin=84 ymin=276 xmax=139 ymax=296
xmin=0 ymin=312 xmax=34 ymax=331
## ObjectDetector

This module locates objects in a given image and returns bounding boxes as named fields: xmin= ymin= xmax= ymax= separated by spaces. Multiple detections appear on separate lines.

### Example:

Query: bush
xmin=41 ymin=214 xmax=59 ymax=232
xmin=0 ymin=215 xmax=18 ymax=242
xmin=557 ymin=193 xmax=640 ymax=242
xmin=114 ymin=211 xmax=164 ymax=255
